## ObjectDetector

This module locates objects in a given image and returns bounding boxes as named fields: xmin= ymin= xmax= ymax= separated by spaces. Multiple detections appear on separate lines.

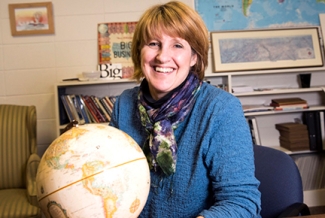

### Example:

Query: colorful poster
xmin=195 ymin=0 xmax=325 ymax=31
xmin=98 ymin=22 xmax=137 ymax=78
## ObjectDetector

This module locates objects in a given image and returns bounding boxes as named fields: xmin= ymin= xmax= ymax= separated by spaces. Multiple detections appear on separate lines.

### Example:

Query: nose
xmin=156 ymin=47 xmax=170 ymax=63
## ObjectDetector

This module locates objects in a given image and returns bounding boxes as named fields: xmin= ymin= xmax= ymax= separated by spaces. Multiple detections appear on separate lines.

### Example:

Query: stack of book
xmin=270 ymin=97 xmax=308 ymax=111
xmin=275 ymin=122 xmax=310 ymax=151
xmin=60 ymin=94 xmax=117 ymax=124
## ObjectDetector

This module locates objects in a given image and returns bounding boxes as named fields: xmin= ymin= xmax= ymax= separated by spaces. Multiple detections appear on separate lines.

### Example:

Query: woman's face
xmin=140 ymin=33 xmax=197 ymax=100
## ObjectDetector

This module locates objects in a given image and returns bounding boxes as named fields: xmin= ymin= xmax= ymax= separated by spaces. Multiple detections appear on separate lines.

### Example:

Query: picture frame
xmin=8 ymin=2 xmax=54 ymax=36
xmin=210 ymin=27 xmax=323 ymax=73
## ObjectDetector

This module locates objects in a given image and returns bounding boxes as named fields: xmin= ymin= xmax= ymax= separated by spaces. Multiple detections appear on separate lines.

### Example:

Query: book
xmin=279 ymin=137 xmax=310 ymax=151
xmin=90 ymin=96 xmax=109 ymax=122
xmin=279 ymin=135 xmax=309 ymax=144
xmin=93 ymin=96 xmax=111 ymax=122
xmin=65 ymin=95 xmax=86 ymax=124
xmin=270 ymin=103 xmax=308 ymax=107
xmin=82 ymin=96 xmax=102 ymax=123
xmin=303 ymin=111 xmax=322 ymax=151
xmin=80 ymin=96 xmax=97 ymax=123
xmin=232 ymin=86 xmax=254 ymax=93
xmin=270 ymin=97 xmax=307 ymax=106
xmin=58 ymin=89 xmax=70 ymax=125
xmin=104 ymin=96 xmax=114 ymax=113
xmin=275 ymin=122 xmax=308 ymax=131
xmin=242 ymin=104 xmax=274 ymax=113
xmin=109 ymin=96 xmax=117 ymax=105
xmin=272 ymin=104 xmax=309 ymax=111
xmin=60 ymin=95 xmax=74 ymax=122
xmin=246 ymin=116 xmax=261 ymax=145
xmin=69 ymin=95 xmax=86 ymax=125
xmin=100 ymin=97 xmax=112 ymax=117
xmin=75 ymin=95 xmax=91 ymax=123
xmin=97 ymin=22 xmax=137 ymax=78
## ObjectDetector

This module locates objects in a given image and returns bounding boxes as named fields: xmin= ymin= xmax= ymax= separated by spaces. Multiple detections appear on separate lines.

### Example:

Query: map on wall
xmin=195 ymin=0 xmax=325 ymax=31
xmin=219 ymin=36 xmax=315 ymax=64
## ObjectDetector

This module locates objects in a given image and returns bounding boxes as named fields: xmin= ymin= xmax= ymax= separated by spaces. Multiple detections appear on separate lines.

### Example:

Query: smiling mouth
xmin=155 ymin=67 xmax=174 ymax=73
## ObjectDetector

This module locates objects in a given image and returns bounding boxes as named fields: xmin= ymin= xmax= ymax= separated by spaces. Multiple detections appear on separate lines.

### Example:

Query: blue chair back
xmin=253 ymin=145 xmax=305 ymax=218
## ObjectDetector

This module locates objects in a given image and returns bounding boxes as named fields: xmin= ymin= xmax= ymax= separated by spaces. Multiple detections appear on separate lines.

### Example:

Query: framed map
xmin=211 ymin=27 xmax=323 ymax=73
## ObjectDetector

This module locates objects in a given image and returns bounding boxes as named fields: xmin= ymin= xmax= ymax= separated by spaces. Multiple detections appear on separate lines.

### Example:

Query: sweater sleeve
xmin=199 ymin=95 xmax=261 ymax=218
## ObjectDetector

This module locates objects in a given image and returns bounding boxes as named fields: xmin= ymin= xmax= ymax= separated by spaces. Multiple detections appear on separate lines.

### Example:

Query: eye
xmin=148 ymin=41 xmax=160 ymax=48
xmin=174 ymin=43 xmax=183 ymax=49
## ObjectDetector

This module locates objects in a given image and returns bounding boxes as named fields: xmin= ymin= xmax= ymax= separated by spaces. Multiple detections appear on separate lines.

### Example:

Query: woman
xmin=110 ymin=1 xmax=261 ymax=217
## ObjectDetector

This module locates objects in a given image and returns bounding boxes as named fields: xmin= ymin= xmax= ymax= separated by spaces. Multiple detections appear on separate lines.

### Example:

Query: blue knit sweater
xmin=110 ymin=82 xmax=261 ymax=218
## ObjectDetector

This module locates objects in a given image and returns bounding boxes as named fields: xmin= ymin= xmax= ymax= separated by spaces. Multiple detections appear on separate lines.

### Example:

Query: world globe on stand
xmin=36 ymin=124 xmax=150 ymax=218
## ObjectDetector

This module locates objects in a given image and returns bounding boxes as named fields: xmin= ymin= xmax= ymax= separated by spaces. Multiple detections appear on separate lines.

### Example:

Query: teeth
xmin=155 ymin=67 xmax=173 ymax=73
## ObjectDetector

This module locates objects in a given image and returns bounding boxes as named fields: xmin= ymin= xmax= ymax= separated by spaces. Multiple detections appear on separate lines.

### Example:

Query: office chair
xmin=254 ymin=144 xmax=310 ymax=218
xmin=0 ymin=104 xmax=41 ymax=218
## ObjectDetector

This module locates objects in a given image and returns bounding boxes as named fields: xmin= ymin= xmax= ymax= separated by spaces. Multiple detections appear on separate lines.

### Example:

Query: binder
xmin=246 ymin=116 xmax=261 ymax=145
xmin=58 ymin=89 xmax=70 ymax=125
xmin=303 ymin=111 xmax=322 ymax=151
xmin=314 ymin=111 xmax=323 ymax=150
xmin=319 ymin=111 xmax=325 ymax=150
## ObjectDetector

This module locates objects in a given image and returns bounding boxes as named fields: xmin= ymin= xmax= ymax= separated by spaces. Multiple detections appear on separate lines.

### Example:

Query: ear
xmin=190 ymin=53 xmax=197 ymax=67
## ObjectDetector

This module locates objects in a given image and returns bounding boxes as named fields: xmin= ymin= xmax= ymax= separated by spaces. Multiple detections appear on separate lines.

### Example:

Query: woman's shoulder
xmin=113 ymin=86 xmax=140 ymax=112
xmin=199 ymin=82 xmax=239 ymax=104
xmin=118 ymin=86 xmax=140 ymax=100
xmin=194 ymin=82 xmax=243 ymax=118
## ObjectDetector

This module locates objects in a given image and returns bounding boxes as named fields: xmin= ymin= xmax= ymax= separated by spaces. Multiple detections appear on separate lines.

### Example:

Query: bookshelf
xmin=205 ymin=66 xmax=325 ymax=146
xmin=205 ymin=66 xmax=325 ymax=207
xmin=54 ymin=66 xmax=325 ymax=207
xmin=54 ymin=79 xmax=136 ymax=136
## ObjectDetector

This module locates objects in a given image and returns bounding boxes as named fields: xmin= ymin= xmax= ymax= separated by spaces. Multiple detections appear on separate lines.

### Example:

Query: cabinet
xmin=54 ymin=66 xmax=325 ymax=207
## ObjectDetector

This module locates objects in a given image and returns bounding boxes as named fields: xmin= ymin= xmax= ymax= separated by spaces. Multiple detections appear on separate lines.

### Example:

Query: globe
xmin=36 ymin=124 xmax=150 ymax=218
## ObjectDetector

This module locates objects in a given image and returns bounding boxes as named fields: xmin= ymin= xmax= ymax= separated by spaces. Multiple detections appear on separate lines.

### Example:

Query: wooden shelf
xmin=234 ymin=87 xmax=325 ymax=97
xmin=204 ymin=64 xmax=325 ymax=77
xmin=244 ymin=105 xmax=325 ymax=116
xmin=57 ymin=78 xmax=136 ymax=87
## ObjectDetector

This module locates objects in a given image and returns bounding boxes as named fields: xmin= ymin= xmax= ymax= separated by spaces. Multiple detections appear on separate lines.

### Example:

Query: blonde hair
xmin=131 ymin=1 xmax=209 ymax=82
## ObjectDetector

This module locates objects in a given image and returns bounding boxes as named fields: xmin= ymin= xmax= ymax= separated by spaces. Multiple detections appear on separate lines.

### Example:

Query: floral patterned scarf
xmin=138 ymin=73 xmax=201 ymax=176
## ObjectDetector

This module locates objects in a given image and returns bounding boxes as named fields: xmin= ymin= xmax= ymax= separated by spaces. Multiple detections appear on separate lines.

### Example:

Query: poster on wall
xmin=195 ymin=0 xmax=325 ymax=31
xmin=97 ymin=22 xmax=137 ymax=79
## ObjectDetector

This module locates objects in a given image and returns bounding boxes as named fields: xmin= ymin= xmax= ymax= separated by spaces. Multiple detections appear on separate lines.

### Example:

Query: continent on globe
xmin=36 ymin=124 xmax=150 ymax=218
